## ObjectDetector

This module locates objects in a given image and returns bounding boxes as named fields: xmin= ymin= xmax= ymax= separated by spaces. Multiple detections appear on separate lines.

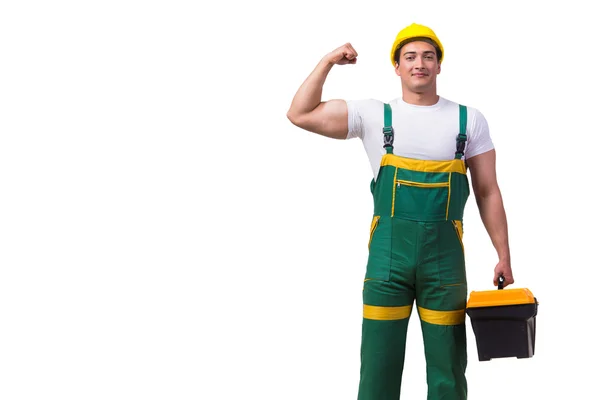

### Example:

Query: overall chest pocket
xmin=393 ymin=179 xmax=450 ymax=221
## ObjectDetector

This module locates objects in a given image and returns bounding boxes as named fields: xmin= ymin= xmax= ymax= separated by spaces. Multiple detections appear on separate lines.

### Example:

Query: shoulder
xmin=465 ymin=106 xmax=489 ymax=135
xmin=459 ymin=101 xmax=488 ymax=126
xmin=439 ymin=97 xmax=486 ymax=118
xmin=441 ymin=100 xmax=494 ymax=158
xmin=346 ymin=98 xmax=387 ymax=139
xmin=346 ymin=98 xmax=389 ymax=130
xmin=346 ymin=98 xmax=387 ymax=115
xmin=466 ymin=106 xmax=488 ymax=126
xmin=440 ymin=97 xmax=489 ymax=131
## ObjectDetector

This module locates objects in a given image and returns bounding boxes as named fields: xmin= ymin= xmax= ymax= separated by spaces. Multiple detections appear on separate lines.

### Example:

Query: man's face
xmin=394 ymin=41 xmax=441 ymax=93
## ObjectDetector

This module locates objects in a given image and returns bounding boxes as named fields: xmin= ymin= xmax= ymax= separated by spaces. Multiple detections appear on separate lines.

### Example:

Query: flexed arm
xmin=286 ymin=43 xmax=358 ymax=140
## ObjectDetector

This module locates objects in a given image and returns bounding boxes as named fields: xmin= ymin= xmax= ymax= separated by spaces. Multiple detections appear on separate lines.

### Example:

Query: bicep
xmin=290 ymin=99 xmax=349 ymax=140
xmin=467 ymin=149 xmax=498 ymax=197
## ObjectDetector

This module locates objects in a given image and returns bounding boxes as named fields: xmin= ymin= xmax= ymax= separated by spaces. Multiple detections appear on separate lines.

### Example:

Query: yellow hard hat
xmin=390 ymin=23 xmax=444 ymax=66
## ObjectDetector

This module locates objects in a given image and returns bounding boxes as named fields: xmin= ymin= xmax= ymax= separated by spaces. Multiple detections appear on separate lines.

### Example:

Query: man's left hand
xmin=493 ymin=260 xmax=514 ymax=288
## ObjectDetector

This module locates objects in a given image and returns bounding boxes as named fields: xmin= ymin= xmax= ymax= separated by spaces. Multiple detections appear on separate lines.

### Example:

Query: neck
xmin=401 ymin=88 xmax=439 ymax=106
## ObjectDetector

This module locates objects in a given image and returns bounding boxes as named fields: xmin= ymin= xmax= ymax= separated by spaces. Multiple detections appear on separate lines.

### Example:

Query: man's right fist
xmin=324 ymin=43 xmax=358 ymax=65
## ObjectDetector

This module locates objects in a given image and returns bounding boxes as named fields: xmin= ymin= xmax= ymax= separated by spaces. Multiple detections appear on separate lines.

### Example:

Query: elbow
xmin=286 ymin=108 xmax=299 ymax=125
xmin=287 ymin=110 xmax=306 ymax=128
xmin=474 ymin=189 xmax=490 ymax=203
xmin=474 ymin=186 xmax=501 ymax=205
xmin=286 ymin=109 xmax=297 ymax=125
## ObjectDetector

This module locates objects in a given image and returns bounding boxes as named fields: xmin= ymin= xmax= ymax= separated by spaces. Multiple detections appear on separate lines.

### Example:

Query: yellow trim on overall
xmin=446 ymin=173 xmax=452 ymax=219
xmin=364 ymin=304 xmax=412 ymax=320
xmin=395 ymin=179 xmax=449 ymax=188
xmin=452 ymin=220 xmax=464 ymax=252
xmin=391 ymin=168 xmax=398 ymax=217
xmin=381 ymin=154 xmax=466 ymax=174
xmin=368 ymin=216 xmax=380 ymax=249
xmin=418 ymin=306 xmax=465 ymax=325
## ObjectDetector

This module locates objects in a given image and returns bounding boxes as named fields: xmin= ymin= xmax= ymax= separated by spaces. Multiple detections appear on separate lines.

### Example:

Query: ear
xmin=437 ymin=63 xmax=441 ymax=75
xmin=394 ymin=61 xmax=401 ymax=77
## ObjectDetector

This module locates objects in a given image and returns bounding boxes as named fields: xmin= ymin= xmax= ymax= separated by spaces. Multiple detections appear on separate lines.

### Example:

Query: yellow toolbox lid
xmin=467 ymin=288 xmax=536 ymax=308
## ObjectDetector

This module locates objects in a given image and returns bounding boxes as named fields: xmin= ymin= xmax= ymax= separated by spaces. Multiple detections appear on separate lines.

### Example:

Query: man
xmin=286 ymin=22 xmax=514 ymax=400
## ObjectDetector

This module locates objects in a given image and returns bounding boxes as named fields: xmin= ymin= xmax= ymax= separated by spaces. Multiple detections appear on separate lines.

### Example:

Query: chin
xmin=409 ymin=84 xmax=430 ymax=92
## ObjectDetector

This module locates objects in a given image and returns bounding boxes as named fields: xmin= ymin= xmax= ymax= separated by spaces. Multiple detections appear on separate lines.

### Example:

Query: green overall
xmin=358 ymin=104 xmax=470 ymax=400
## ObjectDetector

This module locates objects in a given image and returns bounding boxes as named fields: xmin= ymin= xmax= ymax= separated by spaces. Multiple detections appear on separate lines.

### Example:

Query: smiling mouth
xmin=412 ymin=73 xmax=428 ymax=77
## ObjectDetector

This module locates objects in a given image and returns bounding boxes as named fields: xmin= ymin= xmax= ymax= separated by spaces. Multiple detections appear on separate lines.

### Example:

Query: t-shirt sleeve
xmin=465 ymin=107 xmax=495 ymax=159
xmin=346 ymin=99 xmax=366 ymax=140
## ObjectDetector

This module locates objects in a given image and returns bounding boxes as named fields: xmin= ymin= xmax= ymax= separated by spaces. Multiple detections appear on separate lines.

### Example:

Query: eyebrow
xmin=403 ymin=50 xmax=436 ymax=56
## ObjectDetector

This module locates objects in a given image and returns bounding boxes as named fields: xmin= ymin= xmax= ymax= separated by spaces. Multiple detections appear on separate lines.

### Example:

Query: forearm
xmin=287 ymin=58 xmax=334 ymax=119
xmin=476 ymin=188 xmax=510 ymax=262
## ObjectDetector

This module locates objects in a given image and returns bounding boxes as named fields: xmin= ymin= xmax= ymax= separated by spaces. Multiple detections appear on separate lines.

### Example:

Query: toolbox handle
xmin=498 ymin=275 xmax=505 ymax=290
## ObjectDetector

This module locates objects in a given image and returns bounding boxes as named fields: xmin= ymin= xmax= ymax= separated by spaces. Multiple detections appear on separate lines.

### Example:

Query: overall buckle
xmin=455 ymin=133 xmax=467 ymax=155
xmin=383 ymin=127 xmax=394 ymax=148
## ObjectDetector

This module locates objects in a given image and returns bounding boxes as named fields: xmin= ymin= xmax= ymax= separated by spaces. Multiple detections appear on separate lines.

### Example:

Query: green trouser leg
xmin=420 ymin=321 xmax=467 ymax=399
xmin=358 ymin=218 xmax=467 ymax=400
xmin=358 ymin=317 xmax=410 ymax=399
xmin=359 ymin=217 xmax=416 ymax=400
xmin=417 ymin=220 xmax=468 ymax=400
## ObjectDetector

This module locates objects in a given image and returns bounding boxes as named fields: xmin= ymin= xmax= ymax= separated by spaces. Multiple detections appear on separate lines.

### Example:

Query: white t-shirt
xmin=346 ymin=96 xmax=494 ymax=180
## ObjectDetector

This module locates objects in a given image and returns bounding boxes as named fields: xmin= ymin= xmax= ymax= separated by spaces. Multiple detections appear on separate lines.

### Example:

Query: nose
xmin=414 ymin=56 xmax=424 ymax=68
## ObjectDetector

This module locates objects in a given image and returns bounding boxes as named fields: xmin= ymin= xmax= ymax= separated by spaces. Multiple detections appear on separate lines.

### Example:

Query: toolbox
xmin=466 ymin=276 xmax=538 ymax=361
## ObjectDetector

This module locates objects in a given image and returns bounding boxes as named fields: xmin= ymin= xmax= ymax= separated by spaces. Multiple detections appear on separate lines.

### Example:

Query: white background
xmin=1 ymin=1 xmax=598 ymax=399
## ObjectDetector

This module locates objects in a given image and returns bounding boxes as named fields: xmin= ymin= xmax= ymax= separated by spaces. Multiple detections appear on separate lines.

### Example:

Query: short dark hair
xmin=394 ymin=37 xmax=442 ymax=64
